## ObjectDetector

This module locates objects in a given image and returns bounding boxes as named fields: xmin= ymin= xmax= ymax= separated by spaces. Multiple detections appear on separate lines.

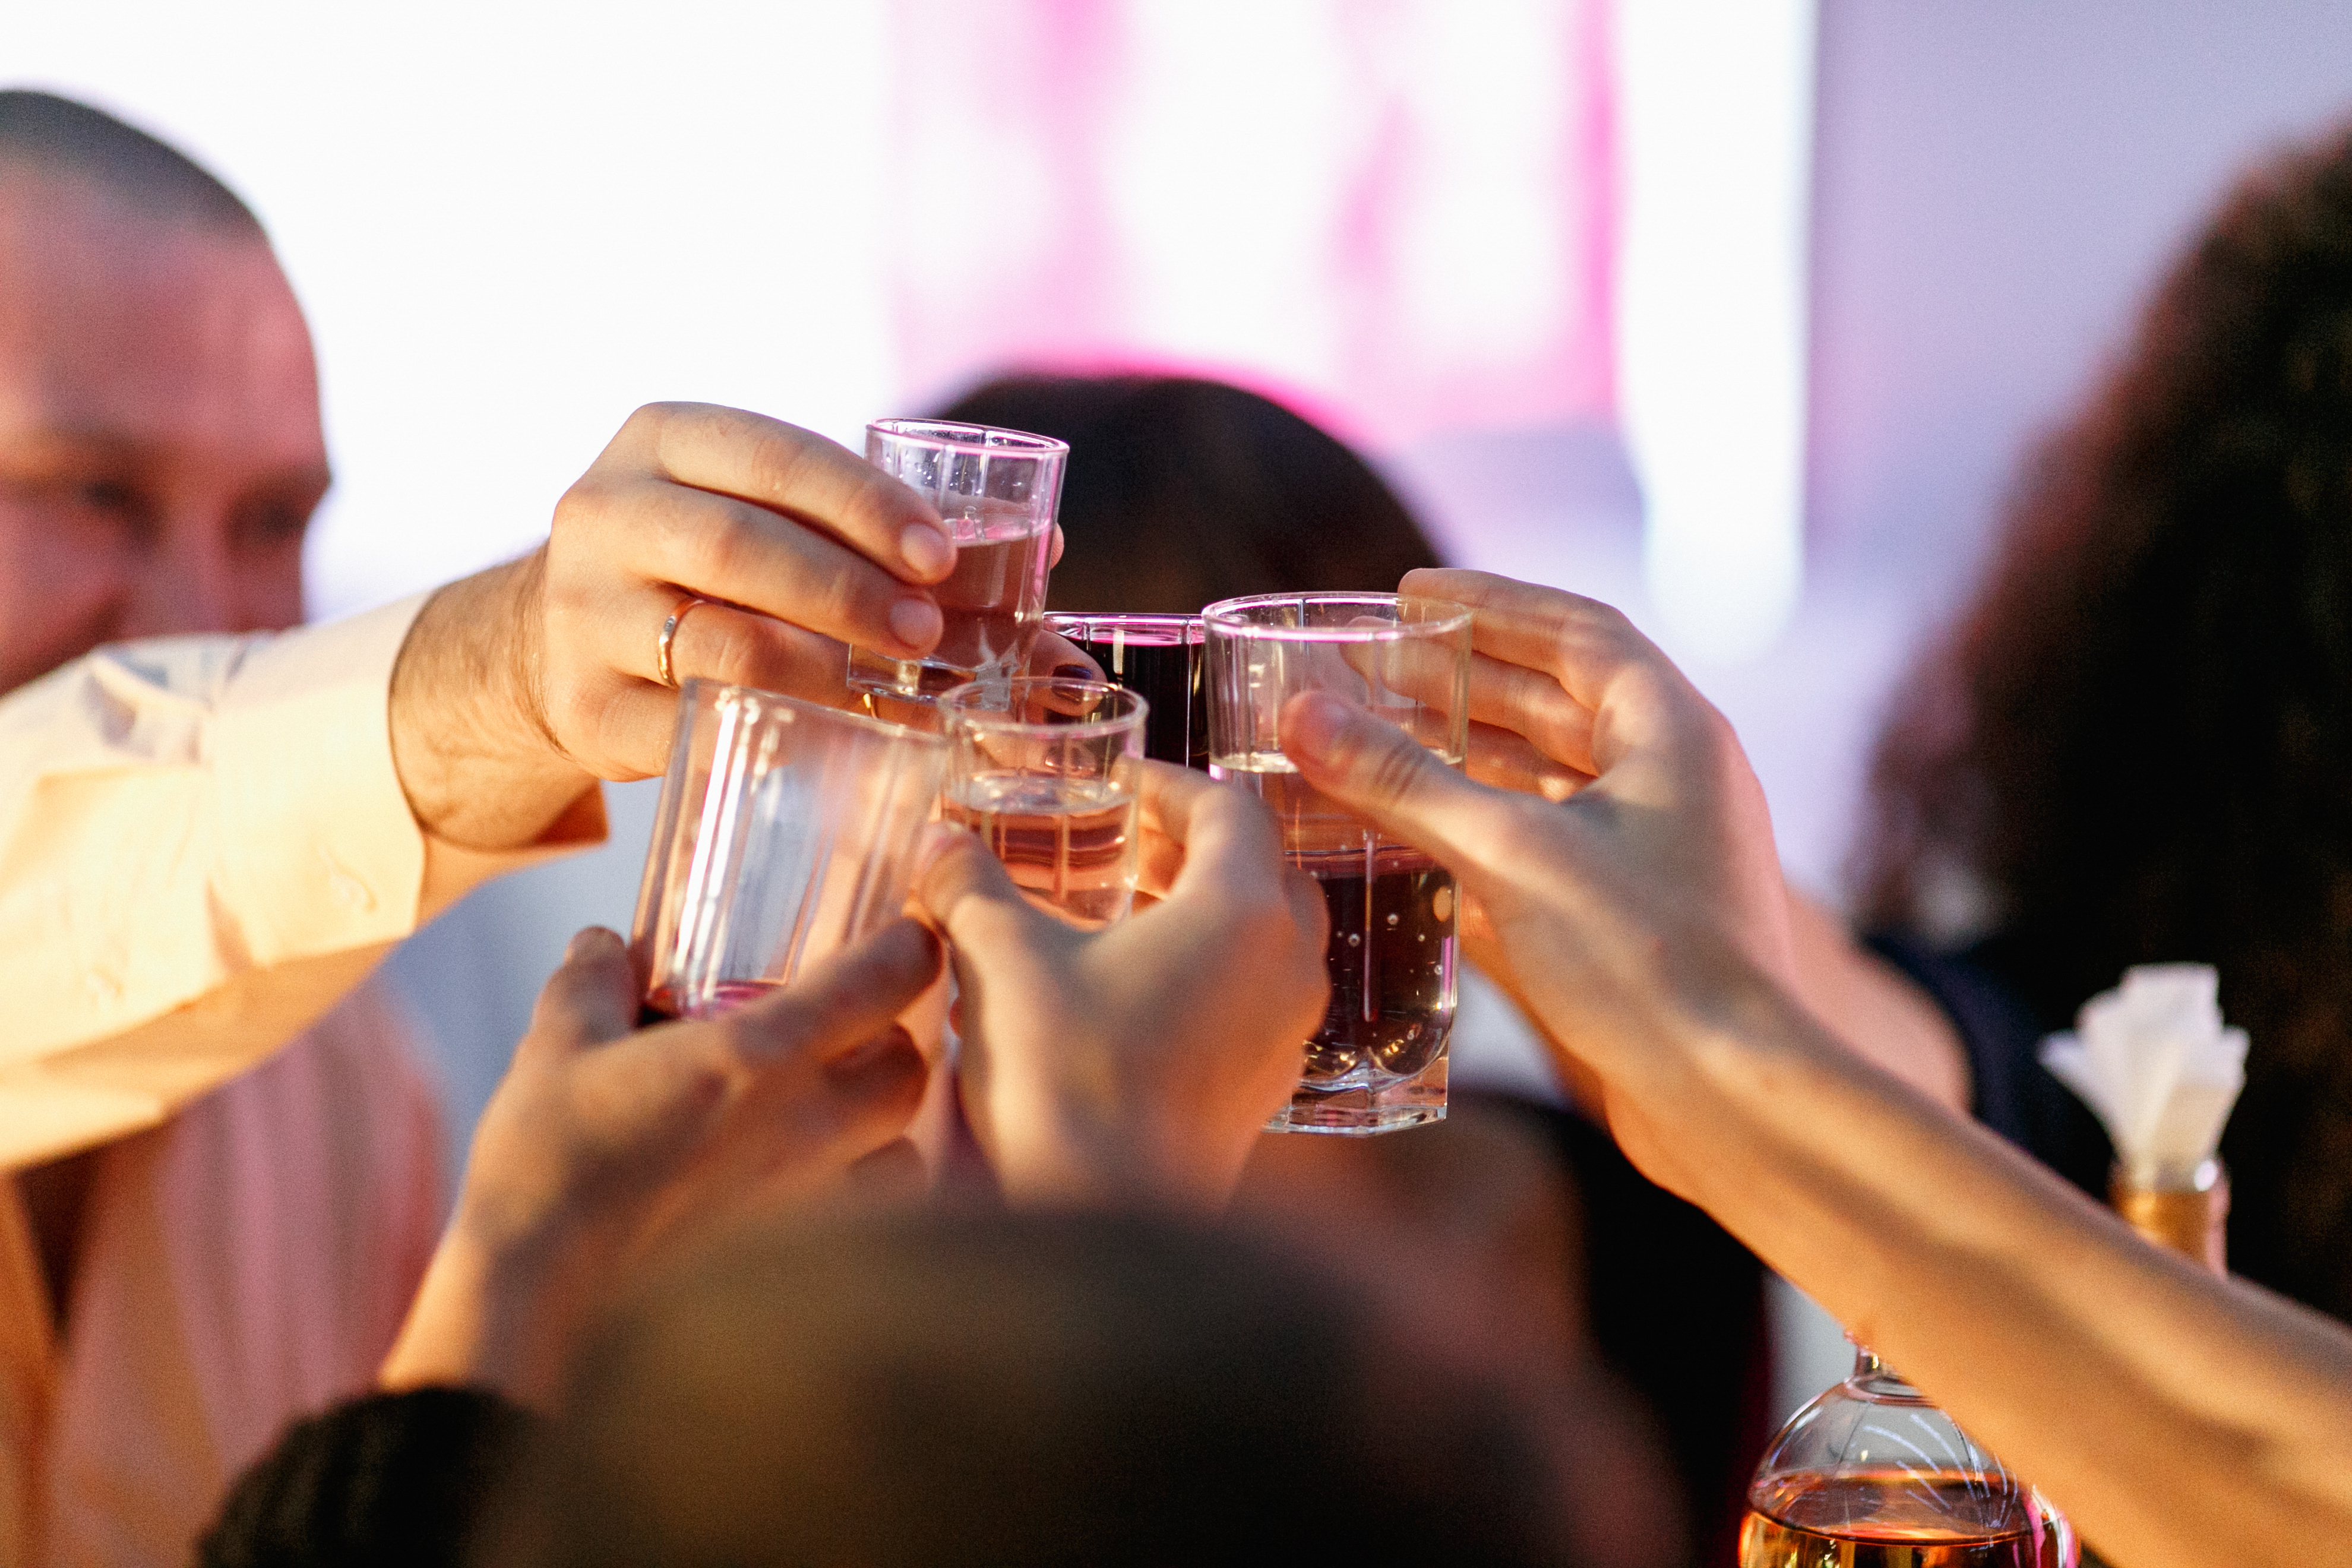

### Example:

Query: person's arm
xmin=380 ymin=921 xmax=936 ymax=1405
xmin=1270 ymin=568 xmax=2352 ymax=1568
xmin=913 ymin=763 xmax=1330 ymax=1209
xmin=0 ymin=404 xmax=964 ymax=1167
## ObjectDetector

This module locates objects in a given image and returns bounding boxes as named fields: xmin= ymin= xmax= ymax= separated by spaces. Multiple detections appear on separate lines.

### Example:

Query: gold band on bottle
xmin=2109 ymin=1158 xmax=2228 ymax=1276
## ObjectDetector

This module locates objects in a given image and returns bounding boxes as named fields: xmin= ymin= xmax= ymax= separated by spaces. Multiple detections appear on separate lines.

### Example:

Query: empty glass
xmin=940 ymin=677 xmax=1147 ymax=930
xmin=1202 ymin=592 xmax=1472 ymax=1134
xmin=847 ymin=419 xmax=1066 ymax=706
xmin=631 ymin=679 xmax=947 ymax=1019
xmin=1044 ymin=612 xmax=1207 ymax=768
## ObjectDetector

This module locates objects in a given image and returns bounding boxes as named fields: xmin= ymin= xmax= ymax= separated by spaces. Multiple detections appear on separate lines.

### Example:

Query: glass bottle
xmin=1738 ymin=1343 xmax=2075 ymax=1567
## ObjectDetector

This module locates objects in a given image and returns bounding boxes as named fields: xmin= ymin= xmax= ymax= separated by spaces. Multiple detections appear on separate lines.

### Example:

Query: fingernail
xmin=1282 ymin=690 xmax=1352 ymax=758
xmin=889 ymin=596 xmax=942 ymax=651
xmin=1053 ymin=663 xmax=1095 ymax=680
xmin=565 ymin=927 xmax=618 ymax=963
xmin=900 ymin=524 xmax=954 ymax=580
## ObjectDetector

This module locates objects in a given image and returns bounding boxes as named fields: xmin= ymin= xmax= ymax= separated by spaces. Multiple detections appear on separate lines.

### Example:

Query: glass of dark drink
xmin=631 ymin=679 xmax=947 ymax=1021
xmin=848 ymin=419 xmax=1066 ymax=709
xmin=1043 ymin=612 xmax=1206 ymax=769
xmin=940 ymin=676 xmax=1147 ymax=930
xmin=1202 ymin=592 xmax=1472 ymax=1134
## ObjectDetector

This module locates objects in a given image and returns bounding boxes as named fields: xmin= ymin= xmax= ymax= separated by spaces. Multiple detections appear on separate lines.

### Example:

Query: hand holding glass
xmin=941 ymin=677 xmax=1148 ymax=930
xmin=848 ymin=420 xmax=1066 ymax=704
xmin=1204 ymin=593 xmax=1472 ymax=1133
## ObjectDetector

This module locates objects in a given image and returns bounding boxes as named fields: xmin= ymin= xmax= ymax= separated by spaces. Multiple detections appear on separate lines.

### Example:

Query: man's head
xmin=524 ymin=1208 xmax=1578 ymax=1567
xmin=0 ymin=90 xmax=327 ymax=694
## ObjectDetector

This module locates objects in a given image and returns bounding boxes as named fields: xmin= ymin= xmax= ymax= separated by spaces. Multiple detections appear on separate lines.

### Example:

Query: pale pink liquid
xmin=941 ymin=773 xmax=1138 ymax=928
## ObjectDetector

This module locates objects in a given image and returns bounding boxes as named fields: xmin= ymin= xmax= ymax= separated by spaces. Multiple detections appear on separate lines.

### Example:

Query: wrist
xmin=390 ymin=553 xmax=595 ymax=849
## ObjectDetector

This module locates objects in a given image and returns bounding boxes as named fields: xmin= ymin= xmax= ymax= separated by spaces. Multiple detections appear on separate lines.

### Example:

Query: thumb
xmin=521 ymin=927 xmax=640 ymax=1058
xmin=1281 ymin=691 xmax=1524 ymax=876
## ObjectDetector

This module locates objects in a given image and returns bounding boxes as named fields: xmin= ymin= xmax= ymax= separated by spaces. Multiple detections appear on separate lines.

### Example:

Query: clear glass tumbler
xmin=1202 ymin=592 xmax=1472 ymax=1134
xmin=631 ymin=679 xmax=947 ymax=1020
xmin=847 ymin=419 xmax=1066 ymax=706
xmin=940 ymin=677 xmax=1147 ymax=930
xmin=1043 ymin=612 xmax=1207 ymax=769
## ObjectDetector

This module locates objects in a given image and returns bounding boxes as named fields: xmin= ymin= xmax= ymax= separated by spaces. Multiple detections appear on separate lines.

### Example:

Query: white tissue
xmin=2040 ymin=964 xmax=2247 ymax=1189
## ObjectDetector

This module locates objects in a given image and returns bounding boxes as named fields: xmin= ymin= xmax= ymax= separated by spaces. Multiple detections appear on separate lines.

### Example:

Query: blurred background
xmin=15 ymin=0 xmax=2352 ymax=1418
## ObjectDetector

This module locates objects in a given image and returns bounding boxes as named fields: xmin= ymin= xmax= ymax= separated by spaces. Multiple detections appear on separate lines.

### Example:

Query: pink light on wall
xmin=883 ymin=0 xmax=1617 ymax=446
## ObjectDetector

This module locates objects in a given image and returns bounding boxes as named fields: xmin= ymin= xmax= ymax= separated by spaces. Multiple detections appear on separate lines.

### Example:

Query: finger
xmin=1463 ymin=647 xmax=1598 ymax=774
xmin=638 ymin=590 xmax=853 ymax=704
xmin=635 ymin=403 xmax=956 ymax=585
xmin=523 ymin=927 xmax=639 ymax=1056
xmin=1133 ymin=761 xmax=1217 ymax=899
xmin=617 ymin=481 xmax=945 ymax=659
xmin=1399 ymin=568 xmax=1665 ymax=712
xmin=1153 ymin=772 xmax=1295 ymax=913
xmin=1279 ymin=690 xmax=1531 ymax=877
xmin=728 ymin=918 xmax=944 ymax=1065
xmin=1465 ymin=720 xmax=1592 ymax=802
xmin=912 ymin=826 xmax=1072 ymax=957
xmin=1031 ymin=626 xmax=1104 ymax=681
xmin=719 ymin=1026 xmax=930 ymax=1212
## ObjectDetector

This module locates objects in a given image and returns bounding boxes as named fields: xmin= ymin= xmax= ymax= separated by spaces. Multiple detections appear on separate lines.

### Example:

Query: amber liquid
xmin=1208 ymin=763 xmax=1456 ymax=1088
xmin=851 ymin=508 xmax=1052 ymax=699
xmin=941 ymin=772 xmax=1139 ymax=928
xmin=1741 ymin=1472 xmax=2064 ymax=1568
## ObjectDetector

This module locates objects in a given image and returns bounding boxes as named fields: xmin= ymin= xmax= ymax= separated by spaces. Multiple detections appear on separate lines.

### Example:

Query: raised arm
xmin=1278 ymin=570 xmax=2352 ymax=1568
xmin=0 ymin=404 xmax=965 ymax=1165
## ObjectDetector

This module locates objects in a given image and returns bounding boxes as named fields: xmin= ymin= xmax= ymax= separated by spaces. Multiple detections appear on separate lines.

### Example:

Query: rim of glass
xmin=682 ymin=676 xmax=947 ymax=748
xmin=940 ymin=676 xmax=1149 ymax=734
xmin=1044 ymin=611 xmax=1205 ymax=640
xmin=867 ymin=418 xmax=1069 ymax=457
xmin=1200 ymin=592 xmax=1472 ymax=641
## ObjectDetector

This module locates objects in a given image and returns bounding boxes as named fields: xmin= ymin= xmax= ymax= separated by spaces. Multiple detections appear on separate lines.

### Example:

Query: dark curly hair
xmin=1855 ymin=121 xmax=2352 ymax=1320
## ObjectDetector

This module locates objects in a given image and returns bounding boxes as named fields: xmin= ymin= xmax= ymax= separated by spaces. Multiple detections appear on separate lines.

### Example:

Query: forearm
xmin=1620 ymin=963 xmax=2352 ymax=1568
xmin=389 ymin=552 xmax=599 ymax=850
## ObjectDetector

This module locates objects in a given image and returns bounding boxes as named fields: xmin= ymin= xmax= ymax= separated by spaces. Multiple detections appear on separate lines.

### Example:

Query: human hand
xmin=916 ymin=763 xmax=1329 ymax=1208
xmin=394 ymin=403 xmax=1003 ymax=846
xmin=380 ymin=919 xmax=937 ymax=1403
xmin=1282 ymin=574 xmax=1793 ymax=1197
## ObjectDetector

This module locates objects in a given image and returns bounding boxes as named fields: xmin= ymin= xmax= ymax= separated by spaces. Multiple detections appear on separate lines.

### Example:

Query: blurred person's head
xmin=934 ymin=374 xmax=1443 ymax=612
xmin=0 ymin=90 xmax=325 ymax=694
xmin=1855 ymin=119 xmax=2352 ymax=1317
xmin=519 ymin=1207 xmax=1576 ymax=1567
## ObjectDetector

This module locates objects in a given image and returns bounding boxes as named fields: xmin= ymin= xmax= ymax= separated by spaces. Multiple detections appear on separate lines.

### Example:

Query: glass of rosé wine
xmin=630 ymin=679 xmax=946 ymax=1022
xmin=938 ymin=676 xmax=1147 ymax=931
xmin=848 ymin=419 xmax=1066 ymax=712
xmin=1203 ymin=592 xmax=1472 ymax=1135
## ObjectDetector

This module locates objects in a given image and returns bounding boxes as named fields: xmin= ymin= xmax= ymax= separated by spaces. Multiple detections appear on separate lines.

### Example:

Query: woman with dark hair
xmin=1845 ymin=121 xmax=2352 ymax=1323
xmin=934 ymin=374 xmax=1443 ymax=612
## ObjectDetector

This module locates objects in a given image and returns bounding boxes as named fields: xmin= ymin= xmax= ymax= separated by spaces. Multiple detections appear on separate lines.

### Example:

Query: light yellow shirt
xmin=0 ymin=595 xmax=605 ymax=1564
xmin=0 ymin=593 xmax=603 ymax=1169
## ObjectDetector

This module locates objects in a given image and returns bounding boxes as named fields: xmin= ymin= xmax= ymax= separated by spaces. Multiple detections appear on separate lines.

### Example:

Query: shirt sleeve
xmin=0 ymin=597 xmax=606 ymax=1167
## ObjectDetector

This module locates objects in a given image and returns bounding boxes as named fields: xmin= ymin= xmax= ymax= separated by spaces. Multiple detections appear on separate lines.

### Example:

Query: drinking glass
xmin=1203 ymin=592 xmax=1472 ymax=1134
xmin=631 ymin=679 xmax=947 ymax=1019
xmin=1741 ymin=1343 xmax=2075 ymax=1567
xmin=940 ymin=677 xmax=1147 ymax=930
xmin=847 ymin=419 xmax=1066 ymax=706
xmin=1043 ymin=612 xmax=1207 ymax=768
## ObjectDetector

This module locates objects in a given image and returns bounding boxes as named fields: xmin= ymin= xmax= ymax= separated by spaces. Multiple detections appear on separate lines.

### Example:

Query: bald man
xmin=0 ymin=91 xmax=976 ymax=1564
